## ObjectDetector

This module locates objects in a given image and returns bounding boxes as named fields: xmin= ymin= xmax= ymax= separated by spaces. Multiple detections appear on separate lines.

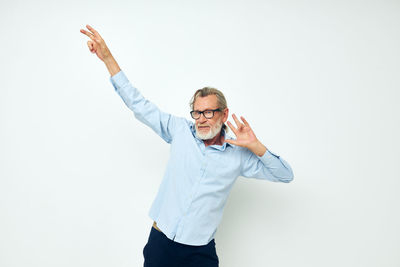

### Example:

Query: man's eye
xmin=204 ymin=111 xmax=212 ymax=115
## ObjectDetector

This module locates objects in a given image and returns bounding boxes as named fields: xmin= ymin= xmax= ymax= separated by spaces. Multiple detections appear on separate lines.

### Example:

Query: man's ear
xmin=223 ymin=108 xmax=229 ymax=122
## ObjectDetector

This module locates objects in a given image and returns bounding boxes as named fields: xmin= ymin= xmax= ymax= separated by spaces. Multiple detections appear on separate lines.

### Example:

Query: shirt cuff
xmin=110 ymin=70 xmax=129 ymax=90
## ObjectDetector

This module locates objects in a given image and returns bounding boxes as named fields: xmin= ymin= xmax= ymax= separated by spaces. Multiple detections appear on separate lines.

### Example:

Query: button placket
xmin=177 ymin=150 xmax=207 ymax=240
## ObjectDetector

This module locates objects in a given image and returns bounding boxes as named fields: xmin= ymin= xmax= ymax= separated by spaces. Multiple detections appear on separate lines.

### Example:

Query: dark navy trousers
xmin=143 ymin=226 xmax=219 ymax=267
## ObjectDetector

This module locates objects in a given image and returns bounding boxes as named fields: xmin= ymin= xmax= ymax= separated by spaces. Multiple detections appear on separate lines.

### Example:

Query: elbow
xmin=280 ymin=169 xmax=294 ymax=183
xmin=285 ymin=173 xmax=294 ymax=183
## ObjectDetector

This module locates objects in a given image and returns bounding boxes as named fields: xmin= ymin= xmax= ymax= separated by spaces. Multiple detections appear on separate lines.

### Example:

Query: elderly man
xmin=80 ymin=24 xmax=293 ymax=267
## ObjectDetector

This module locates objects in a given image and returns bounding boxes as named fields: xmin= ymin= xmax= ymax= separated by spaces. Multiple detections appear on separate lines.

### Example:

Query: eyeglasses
xmin=190 ymin=109 xmax=221 ymax=119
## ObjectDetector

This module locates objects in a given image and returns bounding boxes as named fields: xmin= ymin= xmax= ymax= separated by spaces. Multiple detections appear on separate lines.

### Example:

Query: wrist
xmin=103 ymin=55 xmax=121 ymax=77
xmin=248 ymin=140 xmax=267 ymax=157
xmin=103 ymin=53 xmax=114 ymax=64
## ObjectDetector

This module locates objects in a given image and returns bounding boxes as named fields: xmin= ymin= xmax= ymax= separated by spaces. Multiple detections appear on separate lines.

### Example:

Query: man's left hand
xmin=225 ymin=114 xmax=267 ymax=157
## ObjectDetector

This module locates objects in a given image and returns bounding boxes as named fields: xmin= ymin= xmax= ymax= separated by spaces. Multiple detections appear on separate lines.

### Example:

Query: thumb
xmin=225 ymin=139 xmax=239 ymax=146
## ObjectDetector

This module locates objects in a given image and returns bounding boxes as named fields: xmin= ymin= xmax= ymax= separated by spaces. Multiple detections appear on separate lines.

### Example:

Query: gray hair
xmin=189 ymin=87 xmax=228 ymax=131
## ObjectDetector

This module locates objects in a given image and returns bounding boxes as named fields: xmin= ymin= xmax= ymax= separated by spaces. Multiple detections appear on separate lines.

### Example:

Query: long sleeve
xmin=240 ymin=149 xmax=294 ymax=183
xmin=110 ymin=70 xmax=181 ymax=143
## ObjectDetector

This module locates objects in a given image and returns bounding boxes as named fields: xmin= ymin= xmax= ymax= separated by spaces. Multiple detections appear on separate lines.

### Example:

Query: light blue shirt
xmin=110 ymin=70 xmax=294 ymax=246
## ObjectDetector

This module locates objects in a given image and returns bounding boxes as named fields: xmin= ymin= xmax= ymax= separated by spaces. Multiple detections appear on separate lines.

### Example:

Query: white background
xmin=1 ymin=0 xmax=399 ymax=266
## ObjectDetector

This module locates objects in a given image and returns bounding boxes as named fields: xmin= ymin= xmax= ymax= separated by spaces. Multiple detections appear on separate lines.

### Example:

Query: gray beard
xmin=195 ymin=120 xmax=223 ymax=140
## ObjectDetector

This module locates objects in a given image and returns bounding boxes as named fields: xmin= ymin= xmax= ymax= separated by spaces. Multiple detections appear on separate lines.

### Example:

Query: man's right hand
xmin=80 ymin=24 xmax=121 ymax=76
xmin=80 ymin=25 xmax=111 ymax=61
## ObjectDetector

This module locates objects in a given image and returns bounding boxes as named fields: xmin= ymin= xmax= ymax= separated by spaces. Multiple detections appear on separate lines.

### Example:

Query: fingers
xmin=232 ymin=114 xmax=251 ymax=127
xmin=80 ymin=25 xmax=102 ymax=41
xmin=87 ymin=41 xmax=95 ymax=53
xmin=86 ymin=24 xmax=97 ymax=34
xmin=86 ymin=24 xmax=101 ymax=39
xmin=80 ymin=29 xmax=95 ymax=40
xmin=240 ymin=116 xmax=251 ymax=128
xmin=232 ymin=114 xmax=241 ymax=127
xmin=227 ymin=121 xmax=238 ymax=136
xmin=232 ymin=113 xmax=247 ymax=129
xmin=228 ymin=114 xmax=251 ymax=134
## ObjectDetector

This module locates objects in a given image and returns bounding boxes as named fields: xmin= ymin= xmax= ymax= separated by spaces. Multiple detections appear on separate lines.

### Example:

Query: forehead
xmin=193 ymin=95 xmax=218 ymax=110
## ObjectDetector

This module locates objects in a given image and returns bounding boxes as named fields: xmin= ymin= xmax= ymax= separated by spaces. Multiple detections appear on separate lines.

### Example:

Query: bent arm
xmin=240 ymin=149 xmax=294 ymax=183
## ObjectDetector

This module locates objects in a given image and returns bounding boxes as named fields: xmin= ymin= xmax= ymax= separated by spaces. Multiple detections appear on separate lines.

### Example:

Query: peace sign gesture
xmin=225 ymin=114 xmax=267 ymax=156
xmin=80 ymin=25 xmax=111 ymax=62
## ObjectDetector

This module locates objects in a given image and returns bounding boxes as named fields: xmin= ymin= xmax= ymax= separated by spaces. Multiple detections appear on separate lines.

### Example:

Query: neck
xmin=203 ymin=130 xmax=224 ymax=147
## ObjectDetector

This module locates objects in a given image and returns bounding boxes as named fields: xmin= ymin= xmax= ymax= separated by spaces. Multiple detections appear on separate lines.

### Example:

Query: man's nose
xmin=198 ymin=113 xmax=208 ymax=123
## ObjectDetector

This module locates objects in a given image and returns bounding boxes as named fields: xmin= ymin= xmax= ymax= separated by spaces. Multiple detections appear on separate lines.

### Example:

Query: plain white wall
xmin=1 ymin=0 xmax=399 ymax=266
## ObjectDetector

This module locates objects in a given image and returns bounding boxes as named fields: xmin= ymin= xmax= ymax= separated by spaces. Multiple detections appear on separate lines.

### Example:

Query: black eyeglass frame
xmin=190 ymin=108 xmax=222 ymax=119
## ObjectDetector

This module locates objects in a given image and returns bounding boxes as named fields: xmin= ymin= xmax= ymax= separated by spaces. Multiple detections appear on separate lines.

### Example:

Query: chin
xmin=196 ymin=129 xmax=219 ymax=140
xmin=195 ymin=121 xmax=223 ymax=140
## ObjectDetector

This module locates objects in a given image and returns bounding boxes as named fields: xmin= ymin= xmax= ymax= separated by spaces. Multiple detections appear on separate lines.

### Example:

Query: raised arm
xmin=80 ymin=25 xmax=185 ymax=143
xmin=80 ymin=24 xmax=121 ymax=77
